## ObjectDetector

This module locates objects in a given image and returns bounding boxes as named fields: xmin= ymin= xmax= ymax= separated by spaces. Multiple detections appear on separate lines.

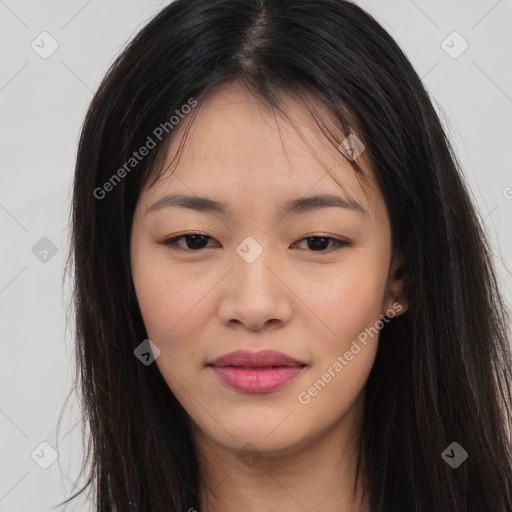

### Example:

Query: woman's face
xmin=130 ymin=82 xmax=405 ymax=458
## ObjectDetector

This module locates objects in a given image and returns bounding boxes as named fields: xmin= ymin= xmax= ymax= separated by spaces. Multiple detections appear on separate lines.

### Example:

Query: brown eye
xmin=162 ymin=234 xmax=216 ymax=251
xmin=160 ymin=234 xmax=350 ymax=254
xmin=294 ymin=236 xmax=350 ymax=252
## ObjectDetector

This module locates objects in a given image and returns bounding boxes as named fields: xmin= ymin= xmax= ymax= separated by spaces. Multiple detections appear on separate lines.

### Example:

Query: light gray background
xmin=1 ymin=1 xmax=511 ymax=510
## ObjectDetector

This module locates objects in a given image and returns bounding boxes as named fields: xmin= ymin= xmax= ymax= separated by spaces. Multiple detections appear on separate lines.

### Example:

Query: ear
xmin=382 ymin=251 xmax=409 ymax=317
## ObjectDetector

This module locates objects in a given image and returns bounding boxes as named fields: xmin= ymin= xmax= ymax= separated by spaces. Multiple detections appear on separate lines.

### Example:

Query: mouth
xmin=207 ymin=349 xmax=307 ymax=393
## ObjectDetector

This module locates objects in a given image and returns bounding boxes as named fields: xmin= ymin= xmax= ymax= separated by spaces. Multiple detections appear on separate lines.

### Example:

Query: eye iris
xmin=307 ymin=237 xmax=331 ymax=251
xmin=185 ymin=234 xmax=209 ymax=250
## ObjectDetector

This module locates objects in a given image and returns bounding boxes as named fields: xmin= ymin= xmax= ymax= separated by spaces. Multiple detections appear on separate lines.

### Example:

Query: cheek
xmin=135 ymin=271 xmax=209 ymax=343
xmin=296 ymin=269 xmax=386 ymax=416
xmin=132 ymin=244 xmax=196 ymax=336
xmin=307 ymin=254 xmax=389 ymax=358
xmin=134 ymin=274 xmax=212 ymax=395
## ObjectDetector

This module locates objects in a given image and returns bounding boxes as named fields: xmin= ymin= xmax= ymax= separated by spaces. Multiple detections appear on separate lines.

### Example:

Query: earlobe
xmin=391 ymin=294 xmax=408 ymax=316
xmin=382 ymin=292 xmax=408 ymax=319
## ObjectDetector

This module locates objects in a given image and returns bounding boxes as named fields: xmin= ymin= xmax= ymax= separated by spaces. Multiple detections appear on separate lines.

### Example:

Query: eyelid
xmin=159 ymin=232 xmax=352 ymax=253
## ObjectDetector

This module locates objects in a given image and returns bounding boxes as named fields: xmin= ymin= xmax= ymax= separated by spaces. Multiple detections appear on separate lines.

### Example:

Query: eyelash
xmin=160 ymin=233 xmax=351 ymax=254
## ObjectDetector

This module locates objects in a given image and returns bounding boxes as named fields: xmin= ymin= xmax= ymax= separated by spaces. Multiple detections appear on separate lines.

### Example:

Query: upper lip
xmin=209 ymin=349 xmax=307 ymax=368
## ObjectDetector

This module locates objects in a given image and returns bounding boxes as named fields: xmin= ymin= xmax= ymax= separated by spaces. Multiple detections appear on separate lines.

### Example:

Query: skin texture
xmin=130 ymin=81 xmax=408 ymax=512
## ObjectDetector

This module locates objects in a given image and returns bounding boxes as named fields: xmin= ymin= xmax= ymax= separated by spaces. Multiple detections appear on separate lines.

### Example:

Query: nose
xmin=217 ymin=247 xmax=294 ymax=332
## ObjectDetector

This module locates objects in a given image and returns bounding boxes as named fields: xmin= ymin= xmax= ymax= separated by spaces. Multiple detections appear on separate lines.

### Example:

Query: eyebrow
xmin=148 ymin=193 xmax=367 ymax=218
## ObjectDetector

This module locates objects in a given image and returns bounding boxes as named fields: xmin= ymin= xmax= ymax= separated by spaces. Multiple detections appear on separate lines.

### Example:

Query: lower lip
xmin=210 ymin=366 xmax=304 ymax=392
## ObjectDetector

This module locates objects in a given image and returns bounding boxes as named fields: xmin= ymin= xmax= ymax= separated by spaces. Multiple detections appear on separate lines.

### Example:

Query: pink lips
xmin=208 ymin=349 xmax=307 ymax=393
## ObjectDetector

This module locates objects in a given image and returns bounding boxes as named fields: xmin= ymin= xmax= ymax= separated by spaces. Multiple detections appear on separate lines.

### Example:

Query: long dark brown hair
xmin=60 ymin=0 xmax=512 ymax=510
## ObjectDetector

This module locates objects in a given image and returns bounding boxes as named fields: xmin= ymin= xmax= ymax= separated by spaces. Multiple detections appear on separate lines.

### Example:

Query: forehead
xmin=140 ymin=82 xmax=382 ymax=222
